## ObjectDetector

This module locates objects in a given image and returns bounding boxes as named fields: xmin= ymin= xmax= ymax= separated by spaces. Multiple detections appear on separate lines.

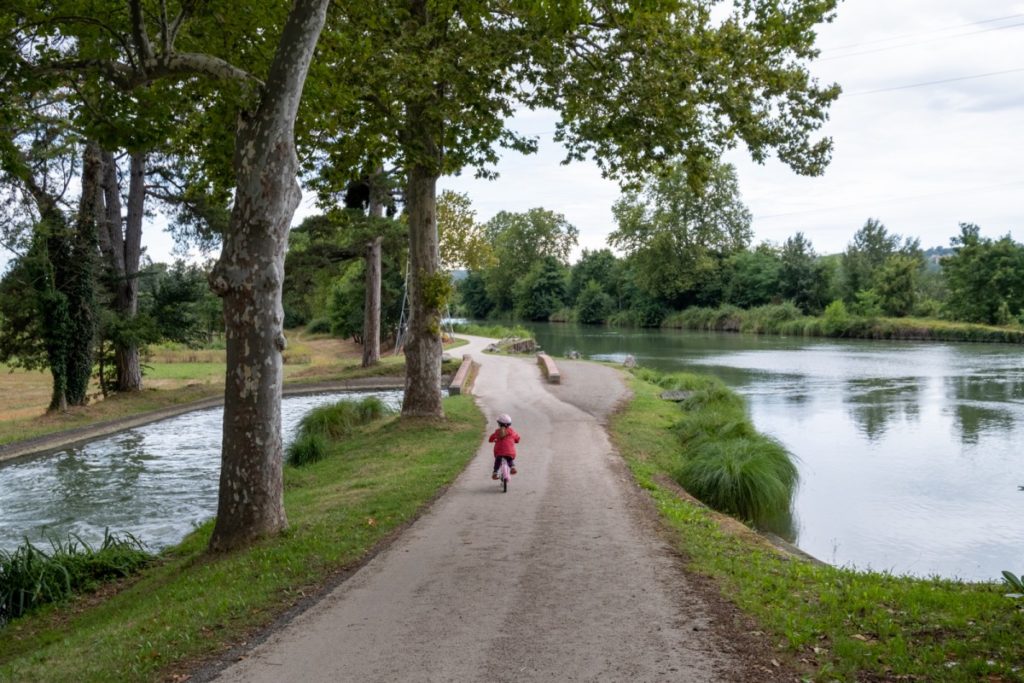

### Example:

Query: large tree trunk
xmin=399 ymin=1 xmax=445 ymax=418
xmin=206 ymin=0 xmax=330 ymax=552
xmin=362 ymin=235 xmax=382 ymax=367
xmin=98 ymin=150 xmax=145 ymax=392
xmin=64 ymin=141 xmax=102 ymax=406
xmin=401 ymin=157 xmax=444 ymax=418
xmin=18 ymin=145 xmax=99 ymax=411
xmin=361 ymin=171 xmax=385 ymax=367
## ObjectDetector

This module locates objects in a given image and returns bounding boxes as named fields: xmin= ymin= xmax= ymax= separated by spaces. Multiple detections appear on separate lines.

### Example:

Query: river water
xmin=0 ymin=391 xmax=402 ymax=554
xmin=526 ymin=323 xmax=1024 ymax=582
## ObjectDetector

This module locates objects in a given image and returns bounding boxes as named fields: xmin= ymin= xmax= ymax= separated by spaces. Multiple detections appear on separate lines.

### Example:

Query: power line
xmin=843 ymin=66 xmax=1024 ymax=97
xmin=821 ymin=12 xmax=1024 ymax=52
xmin=819 ymin=20 xmax=1024 ymax=61
xmin=753 ymin=180 xmax=1024 ymax=221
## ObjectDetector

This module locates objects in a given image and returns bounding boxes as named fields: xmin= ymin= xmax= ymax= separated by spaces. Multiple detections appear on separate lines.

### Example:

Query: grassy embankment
xmin=0 ymin=331 xmax=459 ymax=447
xmin=0 ymin=394 xmax=483 ymax=682
xmin=661 ymin=303 xmax=1024 ymax=344
xmin=610 ymin=370 xmax=1024 ymax=682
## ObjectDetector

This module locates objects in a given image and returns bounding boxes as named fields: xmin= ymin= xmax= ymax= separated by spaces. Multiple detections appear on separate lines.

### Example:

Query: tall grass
xmin=286 ymin=397 xmax=393 ymax=466
xmin=635 ymin=369 xmax=798 ymax=530
xmin=677 ymin=438 xmax=797 ymax=522
xmin=0 ymin=531 xmax=150 ymax=625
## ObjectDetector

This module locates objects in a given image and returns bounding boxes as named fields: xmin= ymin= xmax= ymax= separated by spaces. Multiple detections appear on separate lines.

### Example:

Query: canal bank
xmin=524 ymin=321 xmax=1024 ymax=582
xmin=0 ymin=376 xmax=407 ymax=464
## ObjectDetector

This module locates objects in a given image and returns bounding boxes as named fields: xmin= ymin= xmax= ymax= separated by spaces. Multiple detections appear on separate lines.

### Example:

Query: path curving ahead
xmin=211 ymin=336 xmax=757 ymax=682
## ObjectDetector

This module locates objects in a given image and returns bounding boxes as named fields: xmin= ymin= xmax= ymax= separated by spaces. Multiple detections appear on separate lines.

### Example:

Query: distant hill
xmin=922 ymin=246 xmax=954 ymax=271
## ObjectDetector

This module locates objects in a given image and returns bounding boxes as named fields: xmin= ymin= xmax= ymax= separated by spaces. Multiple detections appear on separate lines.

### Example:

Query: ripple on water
xmin=0 ymin=390 xmax=402 ymax=553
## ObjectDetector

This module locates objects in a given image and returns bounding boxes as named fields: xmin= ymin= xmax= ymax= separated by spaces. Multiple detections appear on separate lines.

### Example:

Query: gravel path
xmin=210 ymin=337 xmax=780 ymax=682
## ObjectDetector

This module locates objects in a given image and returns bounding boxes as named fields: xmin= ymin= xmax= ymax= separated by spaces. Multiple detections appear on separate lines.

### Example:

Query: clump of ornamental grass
xmin=286 ymin=431 xmax=330 ymax=467
xmin=633 ymin=368 xmax=800 ymax=529
xmin=0 ymin=530 xmax=150 ymax=625
xmin=286 ymin=397 xmax=393 ymax=467
xmin=677 ymin=437 xmax=798 ymax=524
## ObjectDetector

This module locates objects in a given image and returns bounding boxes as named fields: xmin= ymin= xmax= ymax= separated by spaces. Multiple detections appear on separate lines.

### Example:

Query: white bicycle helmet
xmin=497 ymin=413 xmax=512 ymax=426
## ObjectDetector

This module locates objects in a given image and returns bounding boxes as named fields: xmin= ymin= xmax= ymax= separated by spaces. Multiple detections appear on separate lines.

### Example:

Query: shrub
xmin=0 ymin=531 xmax=150 ymax=624
xmin=575 ymin=281 xmax=614 ymax=324
xmin=822 ymin=299 xmax=851 ymax=336
xmin=677 ymin=437 xmax=798 ymax=525
xmin=286 ymin=431 xmax=329 ymax=467
xmin=286 ymin=397 xmax=393 ymax=467
xmin=306 ymin=318 xmax=332 ymax=334
xmin=743 ymin=302 xmax=803 ymax=333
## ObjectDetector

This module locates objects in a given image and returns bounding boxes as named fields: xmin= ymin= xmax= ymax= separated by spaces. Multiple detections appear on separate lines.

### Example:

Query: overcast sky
xmin=438 ymin=0 xmax=1024 ymax=259
xmin=4 ymin=0 xmax=1021 ymax=271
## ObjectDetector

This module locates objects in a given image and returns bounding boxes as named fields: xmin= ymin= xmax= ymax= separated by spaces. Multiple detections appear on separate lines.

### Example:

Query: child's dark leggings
xmin=493 ymin=456 xmax=514 ymax=472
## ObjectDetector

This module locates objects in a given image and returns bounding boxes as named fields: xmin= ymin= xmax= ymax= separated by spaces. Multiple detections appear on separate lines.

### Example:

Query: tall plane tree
xmin=7 ymin=0 xmax=332 ymax=550
xmin=324 ymin=0 xmax=839 ymax=418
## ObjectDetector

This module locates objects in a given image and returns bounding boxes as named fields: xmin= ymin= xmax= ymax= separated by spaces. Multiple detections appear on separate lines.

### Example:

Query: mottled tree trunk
xmin=362 ymin=235 xmax=382 ymax=367
xmin=98 ymin=150 xmax=145 ymax=392
xmin=361 ymin=172 xmax=385 ymax=367
xmin=399 ymin=3 xmax=445 ymax=418
xmin=401 ymin=158 xmax=444 ymax=418
xmin=206 ymin=0 xmax=330 ymax=552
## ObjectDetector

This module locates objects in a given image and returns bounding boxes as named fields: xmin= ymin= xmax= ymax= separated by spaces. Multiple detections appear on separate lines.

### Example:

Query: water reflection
xmin=525 ymin=322 xmax=1024 ymax=581
xmin=845 ymin=378 xmax=921 ymax=441
xmin=0 ymin=390 xmax=402 ymax=553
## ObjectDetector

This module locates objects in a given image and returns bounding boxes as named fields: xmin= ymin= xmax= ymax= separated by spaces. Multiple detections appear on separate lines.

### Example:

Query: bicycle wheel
xmin=502 ymin=475 xmax=508 ymax=493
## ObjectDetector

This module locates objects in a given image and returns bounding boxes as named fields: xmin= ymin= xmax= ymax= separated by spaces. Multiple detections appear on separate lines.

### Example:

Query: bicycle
xmin=497 ymin=457 xmax=511 ymax=493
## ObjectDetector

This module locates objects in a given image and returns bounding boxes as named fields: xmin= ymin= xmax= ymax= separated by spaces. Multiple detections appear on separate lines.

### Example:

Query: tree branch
xmin=42 ymin=53 xmax=263 ymax=90
xmin=129 ymin=0 xmax=155 ymax=64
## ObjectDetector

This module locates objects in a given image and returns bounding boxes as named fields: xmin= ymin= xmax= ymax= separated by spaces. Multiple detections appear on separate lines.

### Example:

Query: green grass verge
xmin=1 ymin=532 xmax=150 ymax=624
xmin=0 ymin=395 xmax=483 ymax=682
xmin=287 ymin=397 xmax=393 ymax=466
xmin=609 ymin=373 xmax=1024 ymax=681
xmin=632 ymin=368 xmax=797 ymax=532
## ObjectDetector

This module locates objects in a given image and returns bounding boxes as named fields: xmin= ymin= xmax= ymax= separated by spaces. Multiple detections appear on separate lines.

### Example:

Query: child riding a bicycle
xmin=489 ymin=413 xmax=520 ymax=480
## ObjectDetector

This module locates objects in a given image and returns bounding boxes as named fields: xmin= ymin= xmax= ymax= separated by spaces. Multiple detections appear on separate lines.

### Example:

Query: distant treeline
xmin=454 ymin=204 xmax=1024 ymax=338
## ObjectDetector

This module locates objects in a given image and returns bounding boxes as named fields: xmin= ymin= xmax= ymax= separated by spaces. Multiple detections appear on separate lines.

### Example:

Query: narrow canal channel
xmin=526 ymin=323 xmax=1024 ymax=582
xmin=0 ymin=391 xmax=402 ymax=554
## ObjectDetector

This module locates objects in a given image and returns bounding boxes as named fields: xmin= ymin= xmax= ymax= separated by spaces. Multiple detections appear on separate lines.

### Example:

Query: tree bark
xmin=362 ymin=235 xmax=382 ymax=367
xmin=361 ymin=170 xmax=385 ymax=367
xmin=99 ymin=150 xmax=145 ymax=392
xmin=64 ymin=141 xmax=102 ymax=406
xmin=401 ymin=157 xmax=444 ymax=418
xmin=206 ymin=0 xmax=330 ymax=552
xmin=399 ymin=2 xmax=445 ymax=418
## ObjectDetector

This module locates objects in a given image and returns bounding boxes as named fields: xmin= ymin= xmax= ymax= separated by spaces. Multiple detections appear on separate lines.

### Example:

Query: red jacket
xmin=489 ymin=427 xmax=520 ymax=457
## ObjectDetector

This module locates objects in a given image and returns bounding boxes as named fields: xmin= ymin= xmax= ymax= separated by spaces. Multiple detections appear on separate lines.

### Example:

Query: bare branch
xmin=42 ymin=53 xmax=262 ymax=90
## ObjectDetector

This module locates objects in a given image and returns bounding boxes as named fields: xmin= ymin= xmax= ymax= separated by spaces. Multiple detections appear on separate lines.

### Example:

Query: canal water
xmin=526 ymin=323 xmax=1024 ymax=582
xmin=0 ymin=391 xmax=402 ymax=554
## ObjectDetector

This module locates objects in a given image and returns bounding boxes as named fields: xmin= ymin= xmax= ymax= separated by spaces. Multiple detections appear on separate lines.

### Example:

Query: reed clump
xmin=287 ymin=397 xmax=393 ymax=466
xmin=0 ymin=531 xmax=150 ymax=625
xmin=637 ymin=369 xmax=798 ymax=528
